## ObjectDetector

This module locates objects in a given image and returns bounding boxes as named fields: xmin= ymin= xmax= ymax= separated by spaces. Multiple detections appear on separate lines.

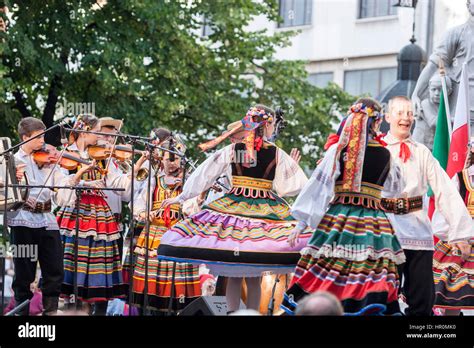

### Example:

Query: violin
xmin=33 ymin=144 xmax=98 ymax=172
xmin=87 ymin=143 xmax=147 ymax=162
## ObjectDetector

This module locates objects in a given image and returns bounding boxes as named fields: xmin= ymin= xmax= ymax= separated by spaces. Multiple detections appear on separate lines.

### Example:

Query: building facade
xmin=248 ymin=0 xmax=469 ymax=97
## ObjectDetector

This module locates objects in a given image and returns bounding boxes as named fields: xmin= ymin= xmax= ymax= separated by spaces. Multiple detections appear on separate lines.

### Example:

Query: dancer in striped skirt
xmin=432 ymin=143 xmax=474 ymax=314
xmin=157 ymin=105 xmax=312 ymax=313
xmin=131 ymin=134 xmax=201 ymax=312
xmin=54 ymin=115 xmax=132 ymax=315
xmin=281 ymin=98 xmax=406 ymax=315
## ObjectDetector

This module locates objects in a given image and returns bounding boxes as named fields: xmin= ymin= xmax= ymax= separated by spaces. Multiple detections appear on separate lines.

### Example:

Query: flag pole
xmin=438 ymin=59 xmax=453 ymax=138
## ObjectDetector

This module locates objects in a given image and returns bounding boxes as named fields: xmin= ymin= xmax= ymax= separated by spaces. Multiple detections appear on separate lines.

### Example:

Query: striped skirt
xmin=132 ymin=224 xmax=201 ymax=311
xmin=157 ymin=189 xmax=313 ymax=277
xmin=433 ymin=240 xmax=474 ymax=309
xmin=57 ymin=193 xmax=126 ymax=302
xmin=281 ymin=203 xmax=405 ymax=315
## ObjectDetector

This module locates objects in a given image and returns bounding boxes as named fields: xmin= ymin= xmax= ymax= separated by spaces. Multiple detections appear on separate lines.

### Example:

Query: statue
xmin=412 ymin=0 xmax=474 ymax=146
xmin=412 ymin=74 xmax=453 ymax=150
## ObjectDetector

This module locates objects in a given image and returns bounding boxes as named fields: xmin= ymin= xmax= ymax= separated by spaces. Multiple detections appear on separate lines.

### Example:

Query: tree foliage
xmin=1 ymin=0 xmax=353 ymax=167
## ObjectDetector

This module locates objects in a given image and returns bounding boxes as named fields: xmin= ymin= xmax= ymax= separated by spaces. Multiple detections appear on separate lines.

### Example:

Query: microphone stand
xmin=267 ymin=275 xmax=280 ymax=316
xmin=142 ymin=141 xmax=153 ymax=316
xmin=127 ymin=137 xmax=137 ymax=312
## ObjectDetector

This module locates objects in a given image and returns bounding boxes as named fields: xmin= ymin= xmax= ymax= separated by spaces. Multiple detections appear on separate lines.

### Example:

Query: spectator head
xmin=295 ymin=291 xmax=344 ymax=316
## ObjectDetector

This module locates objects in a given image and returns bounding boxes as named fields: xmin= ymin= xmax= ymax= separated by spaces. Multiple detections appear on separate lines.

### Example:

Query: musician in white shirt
xmin=7 ymin=117 xmax=92 ymax=315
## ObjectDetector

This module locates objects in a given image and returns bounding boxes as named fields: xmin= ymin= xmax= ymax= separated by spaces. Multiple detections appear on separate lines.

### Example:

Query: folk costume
xmin=382 ymin=132 xmax=472 ymax=315
xmin=157 ymin=107 xmax=311 ymax=277
xmin=131 ymin=136 xmax=201 ymax=312
xmin=54 ymin=119 xmax=130 ymax=304
xmin=431 ymin=155 xmax=474 ymax=310
xmin=7 ymin=147 xmax=68 ymax=315
xmin=282 ymin=103 xmax=406 ymax=316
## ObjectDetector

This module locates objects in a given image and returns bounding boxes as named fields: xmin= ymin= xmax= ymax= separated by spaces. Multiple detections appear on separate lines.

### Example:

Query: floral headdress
xmin=198 ymin=106 xmax=274 ymax=162
xmin=333 ymin=103 xmax=384 ymax=192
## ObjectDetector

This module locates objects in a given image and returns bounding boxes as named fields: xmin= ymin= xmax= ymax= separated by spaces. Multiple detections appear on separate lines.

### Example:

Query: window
xmin=308 ymin=72 xmax=333 ymax=88
xmin=359 ymin=0 xmax=398 ymax=19
xmin=344 ymin=68 xmax=397 ymax=97
xmin=278 ymin=0 xmax=312 ymax=28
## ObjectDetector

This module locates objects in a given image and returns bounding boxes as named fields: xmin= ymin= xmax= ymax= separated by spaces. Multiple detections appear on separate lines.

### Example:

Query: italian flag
xmin=428 ymin=63 xmax=470 ymax=218
xmin=427 ymin=89 xmax=450 ymax=219
xmin=446 ymin=65 xmax=470 ymax=178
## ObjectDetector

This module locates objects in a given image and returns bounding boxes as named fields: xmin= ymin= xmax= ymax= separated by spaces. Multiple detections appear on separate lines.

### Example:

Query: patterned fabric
xmin=281 ymin=192 xmax=405 ymax=316
xmin=57 ymin=193 xmax=120 ymax=241
xmin=433 ymin=240 xmax=474 ymax=309
xmin=157 ymin=176 xmax=313 ymax=277
xmin=57 ymin=194 xmax=126 ymax=302
xmin=131 ymin=175 xmax=200 ymax=311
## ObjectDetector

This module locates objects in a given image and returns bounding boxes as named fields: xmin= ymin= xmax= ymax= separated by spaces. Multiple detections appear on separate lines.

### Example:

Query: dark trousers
xmin=10 ymin=226 xmax=64 ymax=303
xmin=397 ymin=249 xmax=435 ymax=316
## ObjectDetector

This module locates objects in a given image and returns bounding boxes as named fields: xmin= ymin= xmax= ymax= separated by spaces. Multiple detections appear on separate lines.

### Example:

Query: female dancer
xmin=157 ymin=104 xmax=311 ymax=313
xmin=281 ymin=98 xmax=405 ymax=315
xmin=432 ymin=143 xmax=474 ymax=315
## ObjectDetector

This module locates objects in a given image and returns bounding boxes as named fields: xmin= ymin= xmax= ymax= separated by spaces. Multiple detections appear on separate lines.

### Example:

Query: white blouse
xmin=53 ymin=144 xmax=132 ymax=208
xmin=176 ymin=143 xmax=308 ymax=203
xmin=291 ymin=143 xmax=403 ymax=231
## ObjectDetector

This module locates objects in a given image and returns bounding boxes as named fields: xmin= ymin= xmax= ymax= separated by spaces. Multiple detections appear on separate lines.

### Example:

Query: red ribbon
xmin=399 ymin=142 xmax=411 ymax=163
xmin=374 ymin=133 xmax=387 ymax=147
xmin=324 ymin=133 xmax=340 ymax=150
xmin=163 ymin=205 xmax=172 ymax=228
xmin=254 ymin=137 xmax=263 ymax=151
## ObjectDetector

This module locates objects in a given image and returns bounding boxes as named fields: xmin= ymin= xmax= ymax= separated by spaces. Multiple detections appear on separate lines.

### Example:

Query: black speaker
xmin=179 ymin=296 xmax=245 ymax=316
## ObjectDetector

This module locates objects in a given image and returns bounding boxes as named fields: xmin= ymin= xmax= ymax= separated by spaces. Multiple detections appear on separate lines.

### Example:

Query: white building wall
xmin=248 ymin=0 xmax=470 ymax=93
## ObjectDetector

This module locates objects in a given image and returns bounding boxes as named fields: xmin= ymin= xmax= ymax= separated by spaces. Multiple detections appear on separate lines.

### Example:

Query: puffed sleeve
xmin=51 ymin=168 xmax=79 ymax=207
xmin=104 ymin=161 xmax=131 ymax=198
xmin=178 ymin=144 xmax=233 ymax=202
xmin=291 ymin=144 xmax=340 ymax=229
xmin=273 ymin=148 xmax=308 ymax=197
xmin=132 ymin=176 xmax=156 ymax=219
xmin=381 ymin=159 xmax=404 ymax=198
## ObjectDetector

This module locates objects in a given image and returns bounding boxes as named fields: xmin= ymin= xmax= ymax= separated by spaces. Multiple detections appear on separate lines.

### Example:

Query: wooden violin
xmin=87 ymin=143 xmax=147 ymax=162
xmin=33 ymin=144 xmax=103 ymax=173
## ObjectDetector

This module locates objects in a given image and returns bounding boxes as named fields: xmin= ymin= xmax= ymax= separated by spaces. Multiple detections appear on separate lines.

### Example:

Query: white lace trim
xmin=60 ymin=229 xmax=121 ymax=242
xmin=398 ymin=238 xmax=434 ymax=251
xmin=8 ymin=218 xmax=58 ymax=231
xmin=300 ymin=244 xmax=406 ymax=265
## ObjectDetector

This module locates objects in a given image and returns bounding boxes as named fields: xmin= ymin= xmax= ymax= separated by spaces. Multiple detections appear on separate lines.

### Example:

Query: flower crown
xmin=74 ymin=115 xmax=93 ymax=131
xmin=350 ymin=103 xmax=384 ymax=119
xmin=241 ymin=107 xmax=274 ymax=131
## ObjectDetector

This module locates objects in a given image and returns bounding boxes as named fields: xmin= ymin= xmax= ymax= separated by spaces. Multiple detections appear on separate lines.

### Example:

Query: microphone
xmin=60 ymin=124 xmax=68 ymax=146
xmin=169 ymin=136 xmax=175 ymax=162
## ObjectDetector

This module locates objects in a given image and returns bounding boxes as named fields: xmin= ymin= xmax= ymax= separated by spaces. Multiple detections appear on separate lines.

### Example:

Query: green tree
xmin=1 ymin=0 xmax=353 ymax=167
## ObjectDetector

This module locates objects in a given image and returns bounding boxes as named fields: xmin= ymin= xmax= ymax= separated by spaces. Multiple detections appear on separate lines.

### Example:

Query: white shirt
xmin=53 ymin=144 xmax=132 ymax=208
xmin=177 ymin=144 xmax=308 ymax=202
xmin=382 ymin=133 xmax=473 ymax=250
xmin=7 ymin=148 xmax=72 ymax=230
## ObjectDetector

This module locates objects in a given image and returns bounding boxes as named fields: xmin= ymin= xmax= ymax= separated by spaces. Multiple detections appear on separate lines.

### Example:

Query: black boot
xmin=92 ymin=301 xmax=108 ymax=316
xmin=42 ymin=296 xmax=59 ymax=316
